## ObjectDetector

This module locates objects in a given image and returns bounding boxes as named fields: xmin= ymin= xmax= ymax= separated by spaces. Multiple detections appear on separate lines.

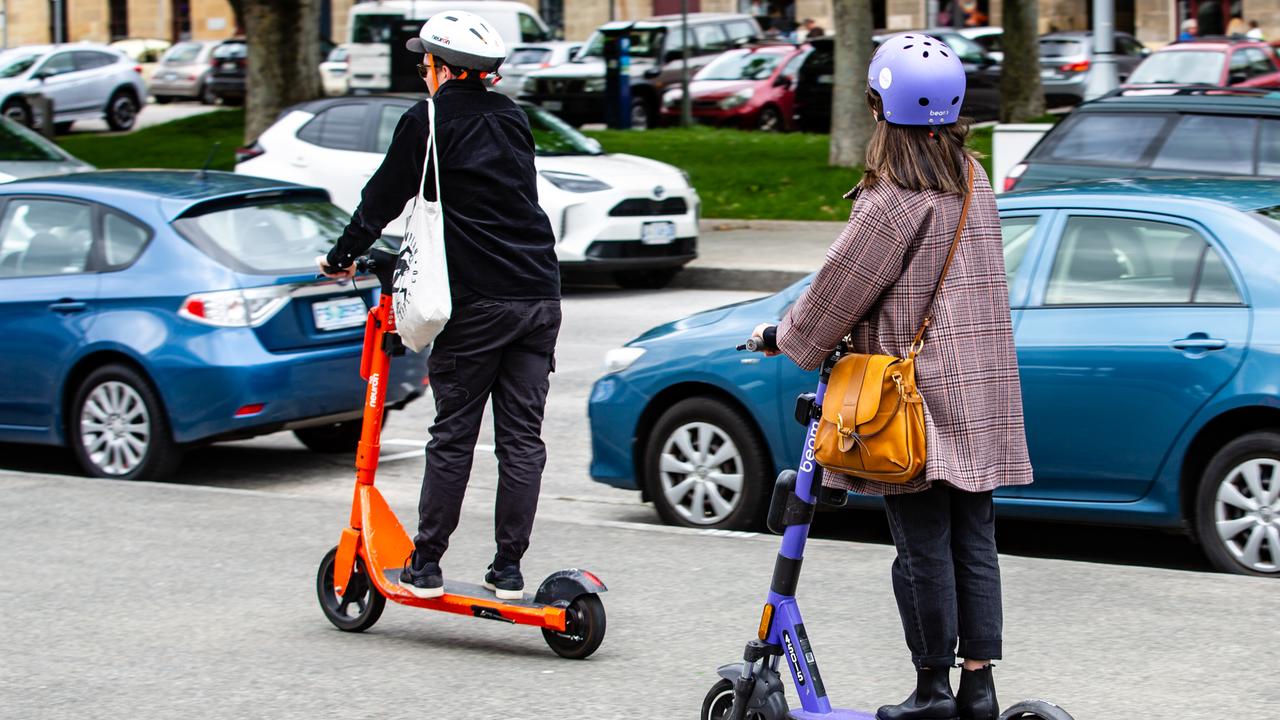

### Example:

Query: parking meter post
xmin=1083 ymin=0 xmax=1119 ymax=100
xmin=680 ymin=0 xmax=692 ymax=128
xmin=603 ymin=24 xmax=633 ymax=130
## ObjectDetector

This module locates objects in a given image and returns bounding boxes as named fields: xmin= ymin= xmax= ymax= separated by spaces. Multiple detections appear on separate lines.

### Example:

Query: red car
xmin=659 ymin=44 xmax=810 ymax=131
xmin=1125 ymin=38 xmax=1280 ymax=89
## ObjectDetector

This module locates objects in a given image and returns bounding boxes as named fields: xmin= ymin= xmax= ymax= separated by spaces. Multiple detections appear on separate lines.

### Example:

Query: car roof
xmin=1076 ymin=86 xmax=1280 ymax=114
xmin=616 ymin=13 xmax=752 ymax=28
xmin=1002 ymin=177 xmax=1280 ymax=213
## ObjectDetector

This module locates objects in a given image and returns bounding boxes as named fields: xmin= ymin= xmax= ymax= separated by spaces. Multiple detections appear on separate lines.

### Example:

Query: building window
xmin=171 ymin=0 xmax=192 ymax=42
xmin=109 ymin=0 xmax=129 ymax=41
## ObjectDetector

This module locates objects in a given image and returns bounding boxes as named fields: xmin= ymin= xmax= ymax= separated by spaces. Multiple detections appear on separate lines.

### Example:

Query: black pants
xmin=882 ymin=483 xmax=1003 ymax=669
xmin=413 ymin=298 xmax=561 ymax=566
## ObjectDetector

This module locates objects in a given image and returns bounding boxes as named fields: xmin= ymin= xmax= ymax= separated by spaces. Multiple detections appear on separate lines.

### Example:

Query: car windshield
xmin=579 ymin=28 xmax=665 ymax=60
xmin=352 ymin=13 xmax=402 ymax=43
xmin=1040 ymin=38 xmax=1085 ymax=57
xmin=326 ymin=46 xmax=348 ymax=62
xmin=0 ymin=53 xmax=41 ymax=78
xmin=212 ymin=42 xmax=247 ymax=60
xmin=173 ymin=198 xmax=387 ymax=274
xmin=510 ymin=48 xmax=552 ymax=65
xmin=0 ymin=118 xmax=64 ymax=161
xmin=1128 ymin=51 xmax=1225 ymax=84
xmin=1254 ymin=205 xmax=1280 ymax=230
xmin=524 ymin=104 xmax=602 ymax=155
xmin=163 ymin=42 xmax=203 ymax=64
xmin=697 ymin=50 xmax=783 ymax=80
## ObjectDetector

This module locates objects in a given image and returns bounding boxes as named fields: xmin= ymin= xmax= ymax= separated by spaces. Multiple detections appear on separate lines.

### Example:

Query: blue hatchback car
xmin=0 ymin=171 xmax=426 ymax=481
xmin=589 ymin=178 xmax=1280 ymax=576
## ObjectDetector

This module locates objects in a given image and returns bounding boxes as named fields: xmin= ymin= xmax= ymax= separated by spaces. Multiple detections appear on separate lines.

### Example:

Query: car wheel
xmin=1193 ymin=430 xmax=1280 ymax=576
xmin=2 ymin=98 xmax=32 ymax=128
xmin=294 ymin=419 xmax=366 ymax=453
xmin=153 ymin=95 xmax=173 ymax=104
xmin=222 ymin=95 xmax=244 ymax=107
xmin=630 ymin=97 xmax=652 ymax=130
xmin=756 ymin=105 xmax=784 ymax=132
xmin=643 ymin=397 xmax=769 ymax=530
xmin=53 ymin=121 xmax=74 ymax=134
xmin=105 ymin=90 xmax=139 ymax=131
xmin=70 ymin=364 xmax=182 ymax=481
xmin=199 ymin=83 xmax=218 ymax=105
xmin=614 ymin=268 xmax=679 ymax=289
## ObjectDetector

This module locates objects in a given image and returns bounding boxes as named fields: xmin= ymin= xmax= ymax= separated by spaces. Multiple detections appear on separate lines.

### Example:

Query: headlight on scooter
xmin=602 ymin=347 xmax=646 ymax=375
xmin=541 ymin=170 xmax=611 ymax=193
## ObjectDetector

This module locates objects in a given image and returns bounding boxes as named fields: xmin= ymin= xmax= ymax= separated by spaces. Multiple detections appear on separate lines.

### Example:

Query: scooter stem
xmin=355 ymin=293 xmax=396 ymax=487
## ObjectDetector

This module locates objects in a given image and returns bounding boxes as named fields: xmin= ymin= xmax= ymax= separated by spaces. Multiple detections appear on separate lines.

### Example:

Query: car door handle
xmin=49 ymin=299 xmax=87 ymax=314
xmin=1172 ymin=334 xmax=1227 ymax=352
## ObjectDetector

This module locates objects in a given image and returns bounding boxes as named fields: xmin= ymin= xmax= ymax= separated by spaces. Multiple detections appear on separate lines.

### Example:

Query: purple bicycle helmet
xmin=867 ymin=32 xmax=967 ymax=126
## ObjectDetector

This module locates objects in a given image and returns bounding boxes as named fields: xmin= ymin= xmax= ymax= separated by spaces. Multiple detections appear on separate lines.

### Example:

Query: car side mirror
xmin=33 ymin=71 xmax=49 ymax=81
xmin=773 ymin=75 xmax=792 ymax=88
xmin=1229 ymin=72 xmax=1248 ymax=84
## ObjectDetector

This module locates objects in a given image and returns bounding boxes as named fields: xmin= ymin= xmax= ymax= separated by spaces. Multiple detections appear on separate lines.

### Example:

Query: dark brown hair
xmin=862 ymin=89 xmax=974 ymax=195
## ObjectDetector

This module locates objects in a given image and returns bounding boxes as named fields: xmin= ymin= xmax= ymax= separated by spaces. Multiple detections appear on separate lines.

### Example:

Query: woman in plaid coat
xmin=753 ymin=34 xmax=1033 ymax=720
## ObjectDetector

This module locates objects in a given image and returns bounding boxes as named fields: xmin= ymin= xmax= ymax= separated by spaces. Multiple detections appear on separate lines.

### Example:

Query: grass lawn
xmin=586 ymin=125 xmax=994 ymax=221
xmin=57 ymin=108 xmax=245 ymax=173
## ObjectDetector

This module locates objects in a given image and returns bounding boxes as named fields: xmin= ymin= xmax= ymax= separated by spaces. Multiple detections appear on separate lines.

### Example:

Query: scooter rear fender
xmin=534 ymin=568 xmax=608 ymax=607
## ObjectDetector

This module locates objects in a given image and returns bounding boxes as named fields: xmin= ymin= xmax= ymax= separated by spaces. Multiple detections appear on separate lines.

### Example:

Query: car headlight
xmin=718 ymin=88 xmax=754 ymax=110
xmin=603 ymin=347 xmax=646 ymax=375
xmin=584 ymin=77 xmax=607 ymax=92
xmin=522 ymin=76 xmax=537 ymax=93
xmin=540 ymin=170 xmax=611 ymax=193
xmin=663 ymin=89 xmax=682 ymax=108
xmin=679 ymin=168 xmax=692 ymax=187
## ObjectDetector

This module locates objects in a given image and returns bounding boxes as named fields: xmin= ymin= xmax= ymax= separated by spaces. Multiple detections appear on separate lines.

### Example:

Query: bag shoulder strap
xmin=418 ymin=98 xmax=441 ymax=200
xmin=908 ymin=158 xmax=974 ymax=358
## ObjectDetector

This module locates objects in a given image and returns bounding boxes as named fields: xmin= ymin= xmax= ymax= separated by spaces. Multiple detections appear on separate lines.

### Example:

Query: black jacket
xmin=327 ymin=81 xmax=560 ymax=301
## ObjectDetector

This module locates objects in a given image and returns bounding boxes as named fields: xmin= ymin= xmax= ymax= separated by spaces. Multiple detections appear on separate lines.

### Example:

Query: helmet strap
xmin=427 ymin=53 xmax=441 ymax=94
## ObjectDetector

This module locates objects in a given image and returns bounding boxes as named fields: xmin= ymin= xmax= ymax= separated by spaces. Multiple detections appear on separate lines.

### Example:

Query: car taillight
xmin=1059 ymin=60 xmax=1090 ymax=73
xmin=235 ymin=142 xmax=265 ymax=164
xmin=133 ymin=65 xmax=143 ymax=74
xmin=1003 ymin=162 xmax=1028 ymax=192
xmin=179 ymin=287 xmax=290 ymax=327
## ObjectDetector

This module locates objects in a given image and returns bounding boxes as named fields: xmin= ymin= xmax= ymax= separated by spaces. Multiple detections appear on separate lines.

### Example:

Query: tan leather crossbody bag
xmin=814 ymin=162 xmax=974 ymax=484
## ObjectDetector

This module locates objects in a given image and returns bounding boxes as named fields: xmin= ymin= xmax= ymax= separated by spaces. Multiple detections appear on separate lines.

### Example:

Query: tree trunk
xmin=243 ymin=0 xmax=322 ymax=144
xmin=998 ymin=0 xmax=1045 ymax=123
xmin=828 ymin=0 xmax=875 ymax=168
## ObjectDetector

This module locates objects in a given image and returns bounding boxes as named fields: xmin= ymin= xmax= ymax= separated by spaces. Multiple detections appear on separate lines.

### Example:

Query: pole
xmin=3 ymin=0 xmax=8 ymax=49
xmin=52 ymin=0 xmax=64 ymax=43
xmin=926 ymin=0 xmax=939 ymax=27
xmin=609 ymin=0 xmax=615 ymax=22
xmin=1082 ymin=0 xmax=1118 ymax=100
xmin=679 ymin=0 xmax=691 ymax=127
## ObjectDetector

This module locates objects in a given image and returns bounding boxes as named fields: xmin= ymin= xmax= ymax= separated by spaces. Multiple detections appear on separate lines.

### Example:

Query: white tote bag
xmin=391 ymin=99 xmax=451 ymax=353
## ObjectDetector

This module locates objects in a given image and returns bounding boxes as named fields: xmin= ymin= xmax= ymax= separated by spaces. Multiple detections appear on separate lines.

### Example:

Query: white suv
xmin=235 ymin=95 xmax=701 ymax=288
xmin=0 ymin=44 xmax=147 ymax=132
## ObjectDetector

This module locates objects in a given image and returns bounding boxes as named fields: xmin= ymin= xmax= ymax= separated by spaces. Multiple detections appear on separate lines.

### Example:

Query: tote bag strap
xmin=417 ymin=98 xmax=442 ymax=203
xmin=908 ymin=158 xmax=974 ymax=358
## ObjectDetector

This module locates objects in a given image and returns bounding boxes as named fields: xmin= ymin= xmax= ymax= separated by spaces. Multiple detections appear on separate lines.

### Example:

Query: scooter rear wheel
xmin=541 ymin=593 xmax=606 ymax=659
xmin=316 ymin=546 xmax=386 ymax=632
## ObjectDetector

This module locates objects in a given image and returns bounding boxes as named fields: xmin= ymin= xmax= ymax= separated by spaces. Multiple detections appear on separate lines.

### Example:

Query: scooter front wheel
xmin=316 ymin=546 xmax=386 ymax=632
xmin=999 ymin=700 xmax=1075 ymax=720
xmin=702 ymin=679 xmax=771 ymax=720
xmin=541 ymin=593 xmax=606 ymax=659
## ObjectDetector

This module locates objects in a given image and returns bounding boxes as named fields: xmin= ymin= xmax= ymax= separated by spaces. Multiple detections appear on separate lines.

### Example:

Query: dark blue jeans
xmin=882 ymin=483 xmax=1003 ymax=669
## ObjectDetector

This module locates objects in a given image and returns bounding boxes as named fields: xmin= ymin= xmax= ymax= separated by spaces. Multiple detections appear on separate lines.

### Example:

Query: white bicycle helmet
xmin=406 ymin=10 xmax=507 ymax=74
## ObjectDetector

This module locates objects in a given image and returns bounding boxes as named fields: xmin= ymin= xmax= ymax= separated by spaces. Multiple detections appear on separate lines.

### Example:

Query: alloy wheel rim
xmin=631 ymin=104 xmax=648 ymax=128
xmin=659 ymin=421 xmax=744 ymax=525
xmin=80 ymin=381 xmax=150 ymax=476
xmin=760 ymin=109 xmax=779 ymax=131
xmin=4 ymin=105 xmax=26 ymax=123
xmin=1214 ymin=457 xmax=1280 ymax=573
xmin=708 ymin=688 xmax=764 ymax=720
xmin=113 ymin=97 xmax=136 ymax=126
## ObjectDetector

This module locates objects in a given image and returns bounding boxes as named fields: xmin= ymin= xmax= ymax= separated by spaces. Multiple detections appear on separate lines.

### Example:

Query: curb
xmin=670 ymin=265 xmax=808 ymax=292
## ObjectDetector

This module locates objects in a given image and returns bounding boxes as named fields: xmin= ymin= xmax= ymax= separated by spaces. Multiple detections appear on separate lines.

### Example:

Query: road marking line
xmin=385 ymin=438 xmax=495 ymax=454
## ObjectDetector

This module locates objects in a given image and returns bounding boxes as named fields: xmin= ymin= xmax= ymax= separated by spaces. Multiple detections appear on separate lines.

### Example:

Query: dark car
xmin=1006 ymin=86 xmax=1280 ymax=192
xmin=209 ymin=38 xmax=247 ymax=106
xmin=795 ymin=29 xmax=1001 ymax=131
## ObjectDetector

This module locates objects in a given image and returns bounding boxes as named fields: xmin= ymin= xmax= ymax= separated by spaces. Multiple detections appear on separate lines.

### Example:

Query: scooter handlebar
xmin=736 ymin=337 xmax=764 ymax=353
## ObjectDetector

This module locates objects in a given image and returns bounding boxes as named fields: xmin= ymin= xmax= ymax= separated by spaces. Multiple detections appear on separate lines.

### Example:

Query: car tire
xmin=105 ymin=89 xmax=139 ymax=131
xmin=614 ymin=268 xmax=679 ymax=289
xmin=154 ymin=95 xmax=173 ymax=104
xmin=53 ymin=121 xmax=74 ymax=135
xmin=199 ymin=83 xmax=218 ymax=106
xmin=1193 ymin=430 xmax=1280 ymax=577
xmin=294 ymin=419 xmax=366 ymax=454
xmin=643 ymin=396 xmax=769 ymax=530
xmin=2 ymin=98 xmax=32 ymax=128
xmin=69 ymin=364 xmax=182 ymax=481
xmin=221 ymin=95 xmax=244 ymax=107
xmin=629 ymin=97 xmax=652 ymax=130
xmin=756 ymin=105 xmax=784 ymax=132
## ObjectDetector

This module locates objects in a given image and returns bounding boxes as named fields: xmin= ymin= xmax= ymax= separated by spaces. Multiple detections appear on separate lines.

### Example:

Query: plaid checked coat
xmin=776 ymin=159 xmax=1033 ymax=496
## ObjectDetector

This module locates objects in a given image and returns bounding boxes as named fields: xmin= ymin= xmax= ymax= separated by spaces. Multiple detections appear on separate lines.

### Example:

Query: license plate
xmin=641 ymin=221 xmax=677 ymax=245
xmin=222 ymin=61 xmax=238 ymax=72
xmin=312 ymin=297 xmax=367 ymax=331
xmin=1041 ymin=69 xmax=1058 ymax=78
xmin=543 ymin=100 xmax=564 ymax=111
xmin=164 ymin=72 xmax=178 ymax=80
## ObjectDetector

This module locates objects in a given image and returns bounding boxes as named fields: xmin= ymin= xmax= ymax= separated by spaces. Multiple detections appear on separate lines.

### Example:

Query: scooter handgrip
xmin=737 ymin=337 xmax=763 ymax=352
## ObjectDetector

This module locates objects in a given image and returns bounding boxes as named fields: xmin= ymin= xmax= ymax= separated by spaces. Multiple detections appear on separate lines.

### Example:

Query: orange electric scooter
xmin=315 ymin=250 xmax=607 ymax=659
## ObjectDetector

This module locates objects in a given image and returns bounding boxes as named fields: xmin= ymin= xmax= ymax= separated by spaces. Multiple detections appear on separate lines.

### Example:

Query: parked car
xmin=1005 ymin=87 xmax=1280 ymax=192
xmin=496 ymin=41 xmax=583 ymax=100
xmin=149 ymin=40 xmax=218 ymax=105
xmin=957 ymin=25 xmax=1004 ymax=62
xmin=0 ymin=170 xmax=427 ymax=481
xmin=235 ymin=95 xmax=701 ymax=288
xmin=1125 ymin=38 xmax=1280 ymax=90
xmin=1038 ymin=30 xmax=1148 ymax=105
xmin=796 ymin=30 xmax=1001 ymax=130
xmin=109 ymin=38 xmax=170 ymax=63
xmin=0 ymin=116 xmax=93 ymax=181
xmin=521 ymin=13 xmax=763 ymax=129
xmin=0 ymin=44 xmax=146 ymax=132
xmin=208 ymin=38 xmax=247 ymax=106
xmin=659 ymin=43 xmax=810 ymax=131
xmin=588 ymin=177 xmax=1280 ymax=577
xmin=320 ymin=45 xmax=350 ymax=97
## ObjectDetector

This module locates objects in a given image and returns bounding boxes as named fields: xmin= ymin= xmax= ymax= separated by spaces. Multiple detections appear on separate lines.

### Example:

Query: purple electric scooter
xmin=701 ymin=339 xmax=1073 ymax=720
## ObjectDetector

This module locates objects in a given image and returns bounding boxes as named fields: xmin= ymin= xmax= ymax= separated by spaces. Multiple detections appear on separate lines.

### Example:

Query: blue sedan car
xmin=589 ymin=178 xmax=1280 ymax=576
xmin=0 ymin=171 xmax=426 ymax=481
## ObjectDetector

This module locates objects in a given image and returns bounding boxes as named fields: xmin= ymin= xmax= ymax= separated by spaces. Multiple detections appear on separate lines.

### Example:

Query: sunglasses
xmin=416 ymin=62 xmax=433 ymax=79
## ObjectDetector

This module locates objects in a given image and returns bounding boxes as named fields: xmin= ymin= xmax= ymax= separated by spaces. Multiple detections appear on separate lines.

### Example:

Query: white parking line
xmin=382 ymin=438 xmax=496 ymax=462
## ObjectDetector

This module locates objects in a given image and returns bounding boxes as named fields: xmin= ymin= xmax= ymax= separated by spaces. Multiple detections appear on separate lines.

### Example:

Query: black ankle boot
xmin=956 ymin=665 xmax=998 ymax=720
xmin=875 ymin=666 xmax=959 ymax=720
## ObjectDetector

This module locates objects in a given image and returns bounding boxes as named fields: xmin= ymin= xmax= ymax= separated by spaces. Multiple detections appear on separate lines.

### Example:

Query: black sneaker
xmin=483 ymin=563 xmax=524 ymax=601
xmin=399 ymin=556 xmax=444 ymax=599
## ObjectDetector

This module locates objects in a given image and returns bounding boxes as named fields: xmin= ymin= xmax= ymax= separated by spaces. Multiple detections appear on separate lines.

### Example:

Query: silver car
xmin=496 ymin=41 xmax=582 ymax=99
xmin=1039 ymin=31 xmax=1149 ymax=105
xmin=150 ymin=41 xmax=217 ymax=105
xmin=0 ymin=44 xmax=148 ymax=132
xmin=0 ymin=116 xmax=92 ymax=182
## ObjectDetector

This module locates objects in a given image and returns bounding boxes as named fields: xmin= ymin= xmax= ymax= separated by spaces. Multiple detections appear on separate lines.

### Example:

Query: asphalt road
xmin=2 ymin=287 xmax=1274 ymax=719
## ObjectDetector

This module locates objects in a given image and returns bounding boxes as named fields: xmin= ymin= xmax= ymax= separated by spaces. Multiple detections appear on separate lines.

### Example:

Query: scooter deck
xmin=787 ymin=709 xmax=876 ymax=720
xmin=380 ymin=570 xmax=541 ymax=607
xmin=376 ymin=568 xmax=568 ymax=630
